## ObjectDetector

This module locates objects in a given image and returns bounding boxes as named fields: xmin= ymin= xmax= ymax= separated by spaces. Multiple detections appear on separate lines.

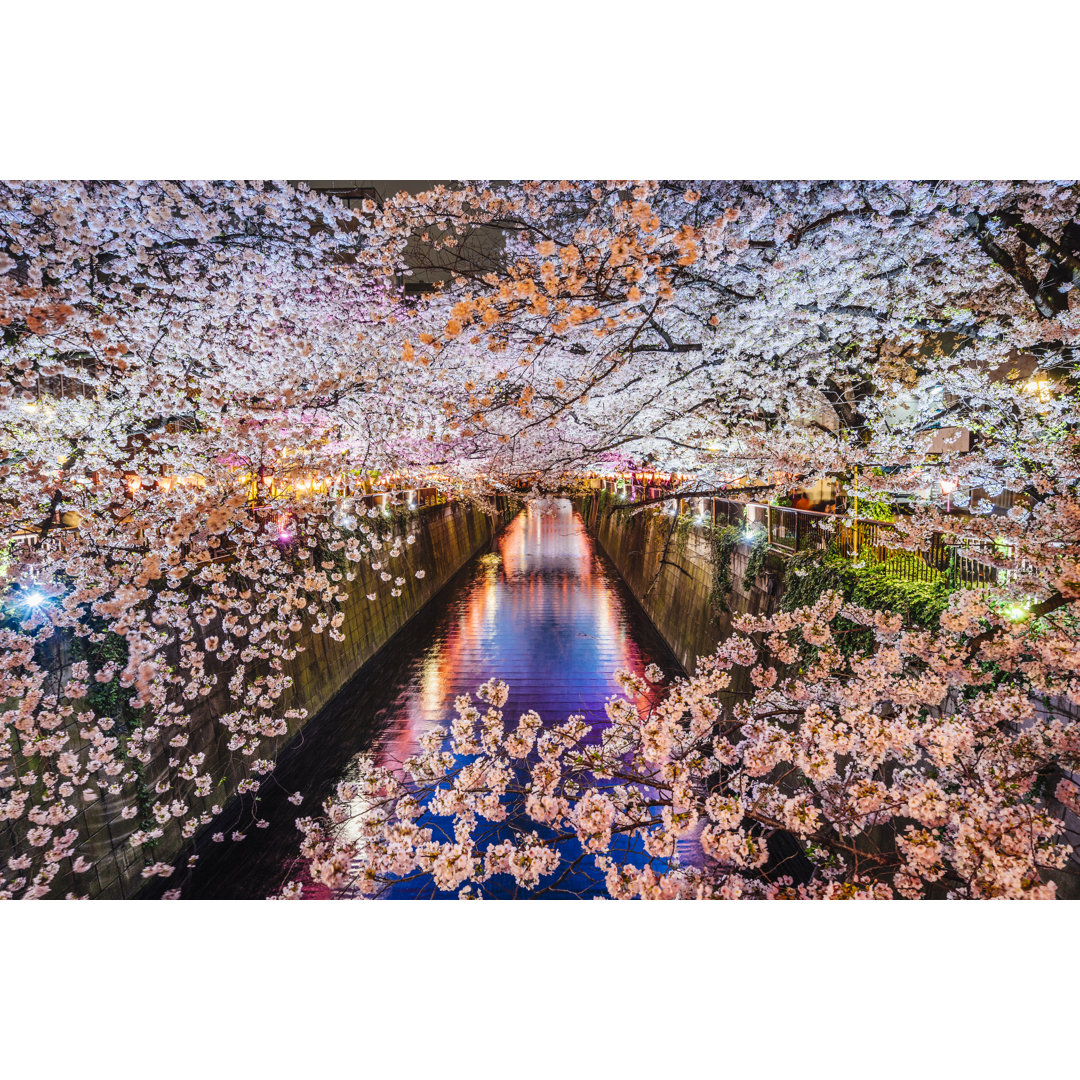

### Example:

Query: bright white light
xmin=24 ymin=591 xmax=45 ymax=608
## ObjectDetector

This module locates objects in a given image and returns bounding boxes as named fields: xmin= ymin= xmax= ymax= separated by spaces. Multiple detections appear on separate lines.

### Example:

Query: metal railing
xmin=716 ymin=498 xmax=1012 ymax=589
xmin=593 ymin=480 xmax=1016 ymax=589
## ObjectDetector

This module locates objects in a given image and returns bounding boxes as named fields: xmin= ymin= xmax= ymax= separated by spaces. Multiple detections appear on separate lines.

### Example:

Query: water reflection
xmin=181 ymin=499 xmax=680 ymax=899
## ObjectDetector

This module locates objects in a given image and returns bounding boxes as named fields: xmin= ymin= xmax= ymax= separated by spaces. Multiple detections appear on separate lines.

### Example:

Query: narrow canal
xmin=179 ymin=499 xmax=681 ymax=899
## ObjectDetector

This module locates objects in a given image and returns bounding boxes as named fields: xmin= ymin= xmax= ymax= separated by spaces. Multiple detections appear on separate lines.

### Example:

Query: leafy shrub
xmin=782 ymin=548 xmax=953 ymax=657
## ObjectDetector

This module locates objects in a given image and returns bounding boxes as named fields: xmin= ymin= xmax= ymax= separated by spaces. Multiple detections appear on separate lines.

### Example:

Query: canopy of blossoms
xmin=1 ymin=180 xmax=1078 ymax=899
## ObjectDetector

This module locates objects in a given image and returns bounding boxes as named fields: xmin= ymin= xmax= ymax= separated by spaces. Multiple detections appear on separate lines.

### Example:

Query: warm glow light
xmin=1021 ymin=373 xmax=1053 ymax=403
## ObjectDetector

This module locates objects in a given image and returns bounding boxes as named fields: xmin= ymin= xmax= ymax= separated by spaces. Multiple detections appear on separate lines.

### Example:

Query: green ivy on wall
xmin=708 ymin=524 xmax=741 ymax=613
xmin=595 ymin=486 xmax=613 ymax=524
xmin=387 ymin=502 xmax=419 ymax=533
xmin=78 ymin=630 xmax=134 ymax=725
xmin=704 ymin=512 xmax=768 ymax=617
xmin=741 ymin=530 xmax=769 ymax=590
xmin=673 ymin=513 xmax=694 ymax=549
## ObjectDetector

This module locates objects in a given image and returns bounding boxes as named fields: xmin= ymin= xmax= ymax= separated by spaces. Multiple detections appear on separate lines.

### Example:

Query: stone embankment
xmin=578 ymin=496 xmax=782 ymax=676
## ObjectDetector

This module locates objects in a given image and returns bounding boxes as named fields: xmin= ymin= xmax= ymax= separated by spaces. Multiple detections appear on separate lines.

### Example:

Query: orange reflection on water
xmin=374 ymin=500 xmax=663 ymax=773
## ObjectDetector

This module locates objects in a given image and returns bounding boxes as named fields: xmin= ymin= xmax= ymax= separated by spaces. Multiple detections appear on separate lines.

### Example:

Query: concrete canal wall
xmin=577 ymin=497 xmax=783 ymax=676
xmin=60 ymin=500 xmax=510 ymax=899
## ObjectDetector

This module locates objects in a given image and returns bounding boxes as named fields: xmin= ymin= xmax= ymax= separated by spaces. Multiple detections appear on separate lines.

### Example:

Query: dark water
xmin=179 ymin=500 xmax=681 ymax=900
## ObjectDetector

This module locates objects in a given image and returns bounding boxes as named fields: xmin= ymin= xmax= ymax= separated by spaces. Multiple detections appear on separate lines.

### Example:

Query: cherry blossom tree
xmin=2 ymin=179 xmax=1078 ymax=898
xmin=0 ymin=181 xmax=441 ymax=897
xmin=376 ymin=179 xmax=1080 ymax=647
xmin=372 ymin=180 xmax=1080 ymax=495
